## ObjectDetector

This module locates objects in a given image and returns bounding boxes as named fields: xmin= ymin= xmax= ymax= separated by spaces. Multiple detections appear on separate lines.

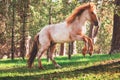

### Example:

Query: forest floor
xmin=0 ymin=53 xmax=120 ymax=80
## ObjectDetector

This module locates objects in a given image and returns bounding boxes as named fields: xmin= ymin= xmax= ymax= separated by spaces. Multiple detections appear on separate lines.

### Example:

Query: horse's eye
xmin=91 ymin=12 xmax=94 ymax=14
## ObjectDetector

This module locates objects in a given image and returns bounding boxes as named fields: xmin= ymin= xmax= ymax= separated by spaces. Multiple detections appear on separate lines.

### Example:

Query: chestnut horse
xmin=28 ymin=3 xmax=99 ymax=69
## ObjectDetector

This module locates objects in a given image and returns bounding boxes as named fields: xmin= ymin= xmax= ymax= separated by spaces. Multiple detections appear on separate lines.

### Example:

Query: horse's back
xmin=39 ymin=22 xmax=72 ymax=44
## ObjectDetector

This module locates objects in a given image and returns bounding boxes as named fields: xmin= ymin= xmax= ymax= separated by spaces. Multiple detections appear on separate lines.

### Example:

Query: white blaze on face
xmin=93 ymin=9 xmax=97 ymax=14
xmin=93 ymin=37 xmax=97 ymax=44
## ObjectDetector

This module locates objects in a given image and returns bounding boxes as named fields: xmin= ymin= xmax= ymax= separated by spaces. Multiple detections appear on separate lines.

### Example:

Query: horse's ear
xmin=89 ymin=3 xmax=95 ymax=9
xmin=89 ymin=2 xmax=91 ymax=7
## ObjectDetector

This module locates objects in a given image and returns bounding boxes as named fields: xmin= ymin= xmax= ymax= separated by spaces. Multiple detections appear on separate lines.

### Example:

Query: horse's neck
xmin=70 ymin=15 xmax=87 ymax=30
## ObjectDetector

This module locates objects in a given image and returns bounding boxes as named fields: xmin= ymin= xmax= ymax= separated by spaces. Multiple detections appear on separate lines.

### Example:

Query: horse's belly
xmin=52 ymin=32 xmax=71 ymax=43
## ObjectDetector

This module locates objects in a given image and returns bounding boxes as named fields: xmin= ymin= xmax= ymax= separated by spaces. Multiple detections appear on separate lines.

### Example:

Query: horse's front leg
xmin=87 ymin=37 xmax=93 ymax=56
xmin=72 ymin=34 xmax=93 ymax=56
xmin=81 ymin=36 xmax=89 ymax=56
xmin=82 ymin=36 xmax=93 ymax=56
xmin=71 ymin=35 xmax=89 ymax=56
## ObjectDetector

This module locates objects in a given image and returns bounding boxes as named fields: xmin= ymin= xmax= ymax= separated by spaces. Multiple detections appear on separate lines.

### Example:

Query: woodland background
xmin=0 ymin=0 xmax=119 ymax=59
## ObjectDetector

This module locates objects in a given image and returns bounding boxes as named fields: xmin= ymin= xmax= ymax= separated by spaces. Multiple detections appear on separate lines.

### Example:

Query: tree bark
xmin=68 ymin=42 xmax=74 ymax=59
xmin=11 ymin=0 xmax=15 ymax=60
xmin=19 ymin=0 xmax=30 ymax=59
xmin=0 ymin=0 xmax=10 ymax=44
xmin=109 ymin=0 xmax=120 ymax=54
xmin=59 ymin=43 xmax=65 ymax=56
xmin=47 ymin=2 xmax=52 ymax=62
xmin=73 ymin=41 xmax=77 ymax=54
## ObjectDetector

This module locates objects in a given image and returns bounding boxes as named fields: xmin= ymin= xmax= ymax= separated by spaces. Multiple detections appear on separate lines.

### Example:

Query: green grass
xmin=0 ymin=53 xmax=120 ymax=80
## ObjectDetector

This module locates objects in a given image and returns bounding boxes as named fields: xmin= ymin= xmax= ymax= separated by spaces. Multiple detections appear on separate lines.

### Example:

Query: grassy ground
xmin=0 ymin=53 xmax=120 ymax=80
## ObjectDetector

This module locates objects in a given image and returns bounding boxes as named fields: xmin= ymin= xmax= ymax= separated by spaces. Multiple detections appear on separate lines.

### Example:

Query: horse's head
xmin=84 ymin=3 xmax=99 ymax=27
xmin=89 ymin=4 xmax=99 ymax=27
xmin=82 ymin=3 xmax=99 ymax=39
xmin=66 ymin=3 xmax=99 ymax=27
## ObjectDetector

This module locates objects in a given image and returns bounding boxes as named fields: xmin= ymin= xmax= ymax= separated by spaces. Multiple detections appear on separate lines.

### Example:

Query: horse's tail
xmin=28 ymin=34 xmax=39 ymax=68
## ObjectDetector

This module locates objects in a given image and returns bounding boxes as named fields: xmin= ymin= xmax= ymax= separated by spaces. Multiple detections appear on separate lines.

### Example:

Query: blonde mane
xmin=66 ymin=3 xmax=95 ymax=25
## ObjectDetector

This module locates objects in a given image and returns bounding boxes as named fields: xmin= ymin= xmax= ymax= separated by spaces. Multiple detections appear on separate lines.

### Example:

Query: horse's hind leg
xmin=37 ymin=44 xmax=50 ymax=69
xmin=49 ymin=43 xmax=61 ymax=68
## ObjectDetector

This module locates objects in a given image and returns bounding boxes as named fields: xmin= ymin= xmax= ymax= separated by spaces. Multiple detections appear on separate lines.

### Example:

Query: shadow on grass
xmin=0 ymin=54 xmax=112 ymax=73
xmin=0 ymin=53 xmax=116 ymax=64
xmin=0 ymin=60 xmax=88 ymax=73
xmin=0 ymin=59 xmax=120 ymax=80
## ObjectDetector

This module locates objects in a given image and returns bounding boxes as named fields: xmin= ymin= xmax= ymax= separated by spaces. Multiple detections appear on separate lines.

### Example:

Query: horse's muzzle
xmin=94 ymin=21 xmax=98 ymax=26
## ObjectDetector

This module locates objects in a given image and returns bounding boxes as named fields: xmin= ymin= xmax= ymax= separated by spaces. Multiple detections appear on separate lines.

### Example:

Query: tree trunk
xmin=0 ymin=0 xmax=10 ymax=44
xmin=59 ymin=43 xmax=65 ymax=56
xmin=19 ymin=0 xmax=30 ymax=59
xmin=25 ymin=36 xmax=31 ymax=58
xmin=73 ymin=41 xmax=77 ymax=54
xmin=47 ymin=3 xmax=52 ymax=62
xmin=68 ymin=42 xmax=74 ymax=59
xmin=11 ymin=0 xmax=16 ymax=60
xmin=109 ymin=0 xmax=120 ymax=54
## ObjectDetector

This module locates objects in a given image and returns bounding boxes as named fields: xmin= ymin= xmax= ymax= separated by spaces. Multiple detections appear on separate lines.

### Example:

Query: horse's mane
xmin=66 ymin=3 xmax=95 ymax=25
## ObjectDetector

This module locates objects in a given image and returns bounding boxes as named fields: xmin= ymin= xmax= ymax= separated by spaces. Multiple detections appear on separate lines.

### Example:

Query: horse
xmin=28 ymin=3 xmax=99 ymax=69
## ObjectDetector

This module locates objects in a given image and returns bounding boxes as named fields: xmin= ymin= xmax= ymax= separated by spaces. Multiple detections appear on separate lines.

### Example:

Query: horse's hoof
xmin=28 ymin=66 xmax=32 ymax=69
xmin=38 ymin=66 xmax=45 ymax=70
xmin=55 ymin=64 xmax=62 ymax=68
xmin=89 ymin=53 xmax=93 ymax=57
xmin=28 ymin=64 xmax=33 ymax=69
xmin=83 ymin=55 xmax=86 ymax=57
xmin=89 ymin=53 xmax=92 ymax=56
xmin=82 ymin=48 xmax=87 ymax=56
xmin=89 ymin=51 xmax=93 ymax=56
